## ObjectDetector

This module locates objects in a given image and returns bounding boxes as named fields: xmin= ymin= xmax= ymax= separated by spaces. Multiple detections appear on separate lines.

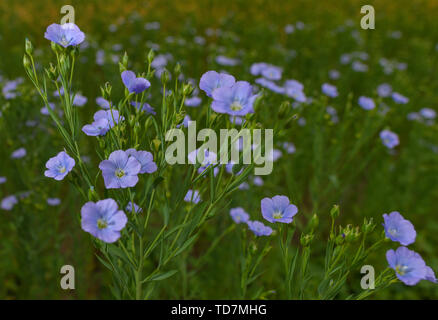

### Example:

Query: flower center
xmin=230 ymin=101 xmax=243 ymax=111
xmin=59 ymin=166 xmax=66 ymax=173
xmin=115 ymin=169 xmax=125 ymax=178
xmin=389 ymin=228 xmax=397 ymax=236
xmin=395 ymin=264 xmax=408 ymax=275
xmin=97 ymin=218 xmax=108 ymax=230
xmin=60 ymin=36 xmax=70 ymax=46
xmin=273 ymin=211 xmax=283 ymax=219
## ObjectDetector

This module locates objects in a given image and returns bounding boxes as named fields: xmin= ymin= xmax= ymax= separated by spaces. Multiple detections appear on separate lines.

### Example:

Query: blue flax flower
xmin=261 ymin=195 xmax=298 ymax=224
xmin=99 ymin=150 xmax=141 ymax=189
xmin=81 ymin=199 xmax=127 ymax=243
xmin=121 ymin=70 xmax=151 ymax=94
xmin=125 ymin=149 xmax=157 ymax=174
xmin=383 ymin=211 xmax=416 ymax=245
xmin=44 ymin=23 xmax=85 ymax=47
xmin=199 ymin=71 xmax=235 ymax=97
xmin=44 ymin=151 xmax=75 ymax=181
xmin=82 ymin=118 xmax=109 ymax=136
xmin=212 ymin=81 xmax=257 ymax=116
xmin=386 ymin=247 xmax=427 ymax=286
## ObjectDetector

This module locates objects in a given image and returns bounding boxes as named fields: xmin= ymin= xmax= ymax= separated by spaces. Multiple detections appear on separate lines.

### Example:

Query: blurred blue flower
xmin=392 ymin=92 xmax=409 ymax=104
xmin=261 ymin=65 xmax=282 ymax=80
xmin=386 ymin=247 xmax=427 ymax=286
xmin=253 ymin=176 xmax=264 ymax=186
xmin=44 ymin=23 xmax=85 ymax=48
xmin=99 ymin=150 xmax=141 ymax=189
xmin=11 ymin=148 xmax=26 ymax=159
xmin=377 ymin=83 xmax=392 ymax=98
xmin=81 ymin=198 xmax=127 ymax=243
xmin=419 ymin=108 xmax=436 ymax=120
xmin=383 ymin=211 xmax=416 ymax=245
xmin=73 ymin=94 xmax=87 ymax=107
xmin=185 ymin=96 xmax=202 ymax=107
xmin=261 ymin=195 xmax=298 ymax=224
xmin=212 ymin=81 xmax=257 ymax=116
xmin=283 ymin=142 xmax=296 ymax=154
xmin=329 ymin=70 xmax=340 ymax=80
xmin=131 ymin=101 xmax=156 ymax=115
xmin=126 ymin=202 xmax=143 ymax=214
xmin=255 ymin=78 xmax=285 ymax=94
xmin=216 ymin=55 xmax=239 ymax=66
xmin=1 ymin=195 xmax=18 ymax=211
xmin=322 ymin=83 xmax=338 ymax=98
xmin=284 ymin=80 xmax=306 ymax=102
xmin=247 ymin=220 xmax=273 ymax=236
xmin=47 ymin=198 xmax=61 ymax=206
xmin=184 ymin=189 xmax=201 ymax=204
xmin=425 ymin=267 xmax=437 ymax=283
xmin=250 ymin=62 xmax=269 ymax=76
xmin=0 ymin=176 xmax=6 ymax=184
xmin=230 ymin=207 xmax=250 ymax=224
xmin=188 ymin=148 xmax=219 ymax=176
xmin=199 ymin=71 xmax=235 ymax=97
xmin=358 ymin=96 xmax=375 ymax=110
xmin=121 ymin=70 xmax=151 ymax=94
xmin=96 ymin=97 xmax=111 ymax=109
xmin=380 ymin=129 xmax=399 ymax=149
xmin=44 ymin=151 xmax=75 ymax=181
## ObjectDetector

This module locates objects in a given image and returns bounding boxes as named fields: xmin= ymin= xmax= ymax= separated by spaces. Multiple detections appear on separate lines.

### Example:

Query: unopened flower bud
xmin=183 ymin=83 xmax=194 ymax=96
xmin=335 ymin=234 xmax=345 ymax=245
xmin=23 ymin=54 xmax=31 ymax=69
xmin=300 ymin=233 xmax=314 ymax=247
xmin=147 ymin=49 xmax=155 ymax=64
xmin=330 ymin=204 xmax=340 ymax=220
xmin=175 ymin=110 xmax=186 ymax=124
xmin=161 ymin=69 xmax=170 ymax=84
xmin=278 ymin=101 xmax=291 ymax=118
xmin=309 ymin=213 xmax=319 ymax=230
xmin=362 ymin=217 xmax=376 ymax=234
xmin=25 ymin=38 xmax=33 ymax=55
xmin=174 ymin=63 xmax=182 ymax=76
xmin=152 ymin=138 xmax=161 ymax=151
